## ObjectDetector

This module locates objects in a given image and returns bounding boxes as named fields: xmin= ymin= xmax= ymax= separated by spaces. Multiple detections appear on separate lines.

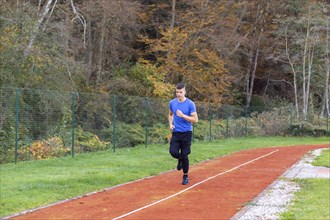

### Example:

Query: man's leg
xmin=169 ymin=133 xmax=182 ymax=170
xmin=181 ymin=146 xmax=191 ymax=174
xmin=169 ymin=133 xmax=181 ymax=158
xmin=181 ymin=132 xmax=192 ymax=184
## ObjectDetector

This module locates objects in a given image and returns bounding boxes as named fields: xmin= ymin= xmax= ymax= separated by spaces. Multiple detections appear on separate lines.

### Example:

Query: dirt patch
xmin=9 ymin=144 xmax=329 ymax=220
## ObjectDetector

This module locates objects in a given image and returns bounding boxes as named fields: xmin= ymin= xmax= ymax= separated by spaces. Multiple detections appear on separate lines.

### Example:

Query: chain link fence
xmin=1 ymin=87 xmax=329 ymax=164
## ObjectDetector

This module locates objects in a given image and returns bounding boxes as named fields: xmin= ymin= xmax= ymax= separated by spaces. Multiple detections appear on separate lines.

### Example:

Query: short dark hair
xmin=176 ymin=83 xmax=185 ymax=89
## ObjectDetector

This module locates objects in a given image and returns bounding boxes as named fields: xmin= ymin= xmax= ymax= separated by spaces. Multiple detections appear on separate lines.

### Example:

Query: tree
xmin=0 ymin=0 xmax=84 ymax=91
xmin=24 ymin=0 xmax=86 ymax=56
xmin=278 ymin=1 xmax=329 ymax=120
xmin=241 ymin=1 xmax=270 ymax=108
xmin=225 ymin=0 xmax=291 ymax=108
xmin=320 ymin=16 xmax=330 ymax=118
xmin=139 ymin=0 xmax=235 ymax=103
xmin=80 ymin=0 xmax=142 ymax=86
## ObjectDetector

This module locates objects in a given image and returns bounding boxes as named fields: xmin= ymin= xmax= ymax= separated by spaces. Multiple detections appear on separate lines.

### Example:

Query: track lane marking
xmin=113 ymin=149 xmax=279 ymax=220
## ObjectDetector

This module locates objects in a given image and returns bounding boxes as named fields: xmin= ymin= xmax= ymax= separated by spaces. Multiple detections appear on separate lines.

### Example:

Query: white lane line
xmin=112 ymin=149 xmax=279 ymax=220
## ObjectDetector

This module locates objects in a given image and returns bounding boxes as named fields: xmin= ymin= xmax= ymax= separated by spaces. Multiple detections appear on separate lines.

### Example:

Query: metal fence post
xmin=145 ymin=97 xmax=148 ymax=148
xmin=226 ymin=110 xmax=229 ymax=138
xmin=71 ymin=93 xmax=75 ymax=158
xmin=245 ymin=106 xmax=248 ymax=136
xmin=290 ymin=105 xmax=293 ymax=133
xmin=209 ymin=103 xmax=213 ymax=141
xmin=327 ymin=112 xmax=329 ymax=134
xmin=15 ymin=88 xmax=20 ymax=164
xmin=113 ymin=95 xmax=116 ymax=152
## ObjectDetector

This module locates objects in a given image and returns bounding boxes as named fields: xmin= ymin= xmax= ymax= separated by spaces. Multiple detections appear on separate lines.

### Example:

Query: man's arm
xmin=176 ymin=110 xmax=198 ymax=124
xmin=168 ymin=110 xmax=175 ymax=131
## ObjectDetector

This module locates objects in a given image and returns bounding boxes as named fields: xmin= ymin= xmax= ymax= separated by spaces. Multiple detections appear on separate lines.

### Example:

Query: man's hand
xmin=176 ymin=110 xmax=198 ymax=124
xmin=176 ymin=110 xmax=184 ymax=118
xmin=169 ymin=124 xmax=175 ymax=131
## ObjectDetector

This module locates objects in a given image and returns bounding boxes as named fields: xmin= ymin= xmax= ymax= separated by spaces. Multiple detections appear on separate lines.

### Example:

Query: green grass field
xmin=0 ymin=136 xmax=329 ymax=218
xmin=280 ymin=148 xmax=330 ymax=220
xmin=313 ymin=148 xmax=330 ymax=167
xmin=280 ymin=179 xmax=330 ymax=220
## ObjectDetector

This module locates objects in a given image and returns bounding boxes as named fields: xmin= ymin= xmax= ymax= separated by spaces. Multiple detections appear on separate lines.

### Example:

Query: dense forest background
xmin=1 ymin=0 xmax=329 ymax=121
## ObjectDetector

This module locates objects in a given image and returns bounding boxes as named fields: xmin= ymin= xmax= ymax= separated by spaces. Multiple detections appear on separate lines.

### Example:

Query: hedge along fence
xmin=0 ymin=87 xmax=329 ymax=164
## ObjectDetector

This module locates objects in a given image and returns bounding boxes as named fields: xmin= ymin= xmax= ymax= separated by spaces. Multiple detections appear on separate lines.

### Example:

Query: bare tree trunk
xmin=301 ymin=6 xmax=316 ymax=121
xmin=246 ymin=35 xmax=261 ymax=107
xmin=301 ymin=7 xmax=310 ymax=121
xmin=245 ymin=2 xmax=268 ymax=107
xmin=230 ymin=1 xmax=248 ymax=56
xmin=170 ymin=0 xmax=176 ymax=31
xmin=321 ymin=66 xmax=330 ymax=117
xmin=167 ymin=0 xmax=176 ymax=56
xmin=96 ymin=14 xmax=106 ymax=84
xmin=305 ymin=30 xmax=316 ymax=120
xmin=86 ymin=20 xmax=94 ymax=84
xmin=38 ymin=0 xmax=42 ymax=11
xmin=70 ymin=0 xmax=87 ymax=48
xmin=285 ymin=27 xmax=299 ymax=119
xmin=325 ymin=70 xmax=330 ymax=117
xmin=24 ymin=0 xmax=86 ymax=56
xmin=285 ymin=4 xmax=321 ymax=121
xmin=326 ymin=25 xmax=330 ymax=117
xmin=24 ymin=0 xmax=55 ymax=56
xmin=321 ymin=17 xmax=330 ymax=117
xmin=245 ymin=50 xmax=252 ymax=106
xmin=168 ymin=0 xmax=176 ymax=82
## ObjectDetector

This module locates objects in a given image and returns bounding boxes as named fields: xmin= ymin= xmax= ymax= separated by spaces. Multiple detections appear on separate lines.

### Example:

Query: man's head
xmin=176 ymin=83 xmax=186 ymax=101
xmin=176 ymin=83 xmax=185 ymax=90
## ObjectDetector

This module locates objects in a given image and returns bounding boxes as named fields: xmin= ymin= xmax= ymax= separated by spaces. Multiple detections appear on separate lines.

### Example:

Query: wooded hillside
xmin=1 ymin=0 xmax=329 ymax=120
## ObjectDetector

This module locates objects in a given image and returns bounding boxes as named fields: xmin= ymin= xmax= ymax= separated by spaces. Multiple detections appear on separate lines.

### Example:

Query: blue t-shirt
xmin=169 ymin=98 xmax=196 ymax=132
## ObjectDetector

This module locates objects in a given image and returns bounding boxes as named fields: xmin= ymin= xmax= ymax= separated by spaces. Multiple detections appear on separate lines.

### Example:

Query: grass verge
xmin=280 ymin=147 xmax=330 ymax=220
xmin=0 ymin=136 xmax=328 ymax=218
xmin=280 ymin=179 xmax=330 ymax=220
xmin=312 ymin=148 xmax=330 ymax=167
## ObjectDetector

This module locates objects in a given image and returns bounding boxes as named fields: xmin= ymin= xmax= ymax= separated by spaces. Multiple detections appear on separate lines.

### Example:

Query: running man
xmin=168 ymin=83 xmax=198 ymax=185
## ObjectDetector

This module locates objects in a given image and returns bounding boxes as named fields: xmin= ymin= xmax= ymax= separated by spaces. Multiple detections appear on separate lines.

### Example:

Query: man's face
xmin=176 ymin=88 xmax=186 ymax=101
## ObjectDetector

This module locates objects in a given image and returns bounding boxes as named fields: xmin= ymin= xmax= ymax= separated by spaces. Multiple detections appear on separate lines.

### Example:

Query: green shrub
xmin=289 ymin=122 xmax=319 ymax=136
xmin=74 ymin=128 xmax=110 ymax=152
xmin=17 ymin=137 xmax=71 ymax=161
xmin=0 ymin=130 xmax=10 ymax=163
xmin=193 ymin=120 xmax=211 ymax=141
xmin=250 ymin=107 xmax=290 ymax=136
xmin=148 ymin=123 xmax=171 ymax=144
xmin=113 ymin=123 xmax=145 ymax=148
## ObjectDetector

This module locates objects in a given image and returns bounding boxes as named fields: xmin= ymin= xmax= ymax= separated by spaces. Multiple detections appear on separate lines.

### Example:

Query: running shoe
xmin=182 ymin=175 xmax=189 ymax=185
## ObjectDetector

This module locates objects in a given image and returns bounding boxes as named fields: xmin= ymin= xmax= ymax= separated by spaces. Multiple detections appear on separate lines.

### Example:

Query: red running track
xmin=10 ymin=144 xmax=329 ymax=220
